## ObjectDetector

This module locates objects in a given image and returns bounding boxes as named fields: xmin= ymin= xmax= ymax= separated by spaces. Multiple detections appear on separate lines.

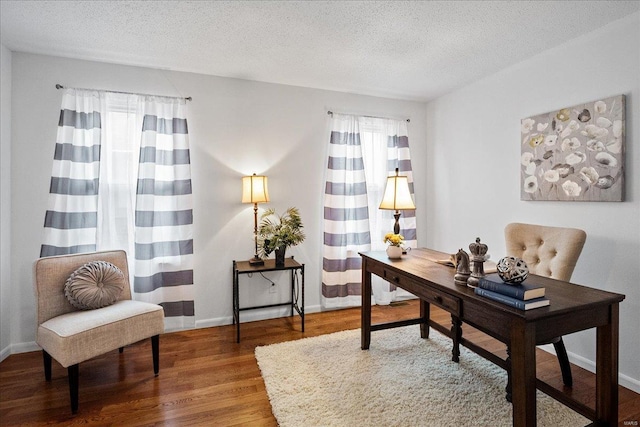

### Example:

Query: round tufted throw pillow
xmin=64 ymin=261 xmax=125 ymax=310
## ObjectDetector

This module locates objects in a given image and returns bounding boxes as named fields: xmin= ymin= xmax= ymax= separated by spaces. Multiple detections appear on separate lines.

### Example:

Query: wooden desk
xmin=232 ymin=257 xmax=304 ymax=343
xmin=360 ymin=248 xmax=625 ymax=427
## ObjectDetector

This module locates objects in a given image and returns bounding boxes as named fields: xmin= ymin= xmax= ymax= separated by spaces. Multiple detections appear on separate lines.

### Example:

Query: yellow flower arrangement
xmin=383 ymin=233 xmax=404 ymax=247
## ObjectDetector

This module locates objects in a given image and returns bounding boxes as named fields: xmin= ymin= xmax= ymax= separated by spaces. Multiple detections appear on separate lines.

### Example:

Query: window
xmin=97 ymin=94 xmax=143 ymax=272
xmin=360 ymin=117 xmax=395 ymax=252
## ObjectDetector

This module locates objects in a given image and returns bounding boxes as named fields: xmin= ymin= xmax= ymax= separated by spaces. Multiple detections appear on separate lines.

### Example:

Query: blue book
xmin=475 ymin=287 xmax=550 ymax=310
xmin=478 ymin=273 xmax=545 ymax=300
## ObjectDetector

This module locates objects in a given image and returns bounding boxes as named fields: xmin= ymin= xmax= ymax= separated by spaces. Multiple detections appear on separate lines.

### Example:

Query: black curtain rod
xmin=55 ymin=84 xmax=192 ymax=102
xmin=327 ymin=110 xmax=409 ymax=123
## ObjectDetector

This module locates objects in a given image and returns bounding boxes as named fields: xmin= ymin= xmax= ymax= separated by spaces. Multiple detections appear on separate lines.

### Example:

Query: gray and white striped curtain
xmin=134 ymin=98 xmax=195 ymax=330
xmin=322 ymin=114 xmax=371 ymax=308
xmin=42 ymin=90 xmax=195 ymax=330
xmin=387 ymin=121 xmax=416 ymax=246
xmin=41 ymin=89 xmax=102 ymax=257
xmin=380 ymin=119 xmax=416 ymax=298
xmin=322 ymin=114 xmax=416 ymax=308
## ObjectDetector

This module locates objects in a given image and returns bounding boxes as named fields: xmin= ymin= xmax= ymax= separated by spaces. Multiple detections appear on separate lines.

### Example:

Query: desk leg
xmin=505 ymin=345 xmax=513 ymax=402
xmin=510 ymin=321 xmax=536 ymax=427
xmin=420 ymin=299 xmax=429 ymax=339
xmin=596 ymin=303 xmax=619 ymax=426
xmin=451 ymin=315 xmax=462 ymax=363
xmin=361 ymin=261 xmax=372 ymax=350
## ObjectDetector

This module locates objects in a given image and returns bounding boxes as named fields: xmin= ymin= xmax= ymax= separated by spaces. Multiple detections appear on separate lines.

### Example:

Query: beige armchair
xmin=34 ymin=250 xmax=165 ymax=413
xmin=504 ymin=222 xmax=587 ymax=388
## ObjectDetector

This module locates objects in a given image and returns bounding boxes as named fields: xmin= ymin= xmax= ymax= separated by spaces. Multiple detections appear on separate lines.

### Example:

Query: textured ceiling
xmin=1 ymin=1 xmax=639 ymax=101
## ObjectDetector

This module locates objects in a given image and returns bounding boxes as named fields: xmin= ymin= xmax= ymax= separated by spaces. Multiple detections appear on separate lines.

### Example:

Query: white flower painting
xmin=520 ymin=95 xmax=625 ymax=201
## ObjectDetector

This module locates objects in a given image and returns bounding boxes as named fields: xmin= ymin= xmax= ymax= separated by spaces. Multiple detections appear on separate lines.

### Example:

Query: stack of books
xmin=474 ymin=273 xmax=549 ymax=310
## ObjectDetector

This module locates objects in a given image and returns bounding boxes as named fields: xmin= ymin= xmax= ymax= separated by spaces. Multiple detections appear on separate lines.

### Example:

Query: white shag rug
xmin=255 ymin=325 xmax=589 ymax=427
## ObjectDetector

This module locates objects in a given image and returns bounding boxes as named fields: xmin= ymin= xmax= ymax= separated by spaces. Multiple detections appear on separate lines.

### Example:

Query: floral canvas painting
xmin=520 ymin=95 xmax=625 ymax=201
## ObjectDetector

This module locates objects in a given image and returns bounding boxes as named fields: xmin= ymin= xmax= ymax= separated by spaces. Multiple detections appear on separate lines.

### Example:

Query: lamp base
xmin=393 ymin=212 xmax=401 ymax=235
xmin=249 ymin=256 xmax=264 ymax=266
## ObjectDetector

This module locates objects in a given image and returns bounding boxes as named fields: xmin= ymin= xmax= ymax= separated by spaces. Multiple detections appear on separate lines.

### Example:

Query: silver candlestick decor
xmin=467 ymin=237 xmax=489 ymax=288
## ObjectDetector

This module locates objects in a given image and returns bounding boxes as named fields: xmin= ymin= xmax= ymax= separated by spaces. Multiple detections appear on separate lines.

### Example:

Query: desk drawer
xmin=422 ymin=287 xmax=461 ymax=316
xmin=382 ymin=268 xmax=460 ymax=316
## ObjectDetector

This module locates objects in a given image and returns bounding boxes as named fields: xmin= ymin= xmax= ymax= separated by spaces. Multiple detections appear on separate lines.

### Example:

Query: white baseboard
xmin=195 ymin=304 xmax=323 ymax=329
xmin=1 ymin=306 xmax=324 ymax=360
xmin=0 ymin=341 xmax=40 ymax=362
xmin=539 ymin=344 xmax=640 ymax=394
xmin=0 ymin=344 xmax=10 ymax=362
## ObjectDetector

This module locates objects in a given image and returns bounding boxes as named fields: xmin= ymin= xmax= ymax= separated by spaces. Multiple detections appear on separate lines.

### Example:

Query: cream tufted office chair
xmin=504 ymin=222 xmax=587 ymax=387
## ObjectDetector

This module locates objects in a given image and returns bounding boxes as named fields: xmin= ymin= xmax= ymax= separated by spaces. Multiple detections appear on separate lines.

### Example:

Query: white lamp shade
xmin=242 ymin=174 xmax=270 ymax=204
xmin=379 ymin=175 xmax=415 ymax=210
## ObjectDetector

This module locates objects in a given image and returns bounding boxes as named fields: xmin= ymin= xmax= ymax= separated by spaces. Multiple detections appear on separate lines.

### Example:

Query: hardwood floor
xmin=1 ymin=300 xmax=638 ymax=426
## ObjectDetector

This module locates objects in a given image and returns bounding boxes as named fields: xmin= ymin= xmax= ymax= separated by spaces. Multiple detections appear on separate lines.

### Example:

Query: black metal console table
xmin=232 ymin=257 xmax=305 ymax=343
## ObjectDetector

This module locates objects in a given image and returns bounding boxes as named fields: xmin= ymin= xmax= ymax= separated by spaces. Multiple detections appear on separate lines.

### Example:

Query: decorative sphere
xmin=496 ymin=256 xmax=529 ymax=284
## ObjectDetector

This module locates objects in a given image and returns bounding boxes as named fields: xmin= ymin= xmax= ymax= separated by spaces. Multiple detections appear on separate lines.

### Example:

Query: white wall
xmin=7 ymin=53 xmax=427 ymax=348
xmin=426 ymin=13 xmax=640 ymax=391
xmin=0 ymin=45 xmax=12 ymax=361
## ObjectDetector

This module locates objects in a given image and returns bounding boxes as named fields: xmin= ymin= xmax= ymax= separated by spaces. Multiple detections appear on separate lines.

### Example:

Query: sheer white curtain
xmin=360 ymin=117 xmax=416 ymax=304
xmin=97 ymin=93 xmax=143 ymax=278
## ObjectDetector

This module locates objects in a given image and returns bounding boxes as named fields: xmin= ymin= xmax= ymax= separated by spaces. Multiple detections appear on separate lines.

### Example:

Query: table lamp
xmin=379 ymin=168 xmax=415 ymax=235
xmin=242 ymin=173 xmax=270 ymax=265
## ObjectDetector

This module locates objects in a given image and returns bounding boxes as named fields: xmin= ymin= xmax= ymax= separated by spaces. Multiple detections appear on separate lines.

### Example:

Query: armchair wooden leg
xmin=152 ymin=335 xmax=159 ymax=375
xmin=553 ymin=337 xmax=573 ymax=387
xmin=43 ymin=350 xmax=52 ymax=381
xmin=68 ymin=364 xmax=79 ymax=414
xmin=119 ymin=347 xmax=124 ymax=353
